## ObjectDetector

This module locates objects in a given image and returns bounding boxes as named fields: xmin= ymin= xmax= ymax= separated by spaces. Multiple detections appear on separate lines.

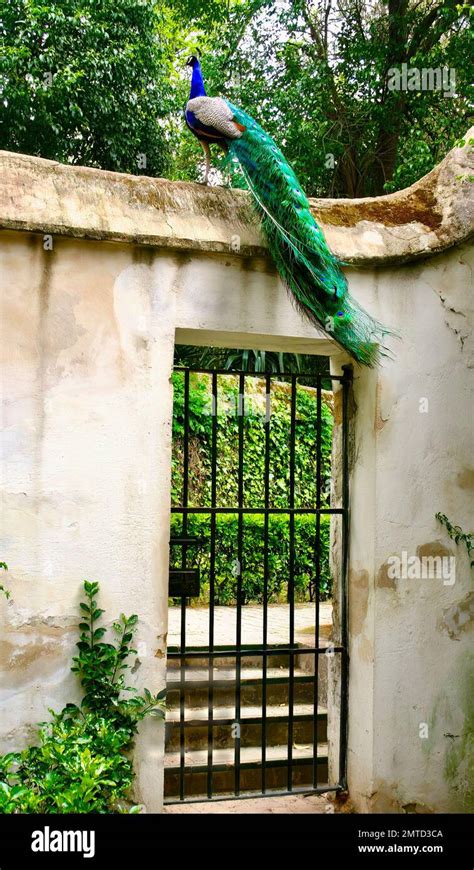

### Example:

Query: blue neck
xmin=190 ymin=61 xmax=206 ymax=98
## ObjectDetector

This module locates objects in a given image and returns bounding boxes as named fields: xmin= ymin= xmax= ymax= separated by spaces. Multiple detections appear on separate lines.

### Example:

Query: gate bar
xmin=339 ymin=366 xmax=352 ymax=788
xmin=313 ymin=376 xmax=322 ymax=787
xmin=171 ymin=506 xmax=345 ymax=514
xmin=207 ymin=371 xmax=218 ymax=798
xmin=167 ymin=646 xmax=343 ymax=659
xmin=173 ymin=366 xmax=346 ymax=381
xmin=235 ymin=373 xmax=245 ymax=794
xmin=179 ymin=368 xmax=190 ymax=801
xmin=261 ymin=373 xmax=271 ymax=793
xmin=287 ymin=375 xmax=297 ymax=790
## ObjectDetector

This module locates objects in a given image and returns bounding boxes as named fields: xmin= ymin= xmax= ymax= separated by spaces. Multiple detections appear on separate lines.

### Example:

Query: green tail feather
xmin=225 ymin=102 xmax=394 ymax=366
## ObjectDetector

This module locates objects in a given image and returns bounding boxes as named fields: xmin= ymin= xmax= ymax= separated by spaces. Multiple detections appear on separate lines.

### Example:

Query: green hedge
xmin=171 ymin=373 xmax=333 ymax=511
xmin=170 ymin=373 xmax=334 ymax=605
xmin=170 ymin=513 xmax=331 ymax=605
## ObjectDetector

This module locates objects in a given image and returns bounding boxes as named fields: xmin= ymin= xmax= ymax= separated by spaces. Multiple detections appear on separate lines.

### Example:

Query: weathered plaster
xmin=1 ymin=128 xmax=472 ymax=266
xmin=0 ymin=134 xmax=473 ymax=812
xmin=329 ymin=246 xmax=474 ymax=813
xmin=437 ymin=592 xmax=474 ymax=641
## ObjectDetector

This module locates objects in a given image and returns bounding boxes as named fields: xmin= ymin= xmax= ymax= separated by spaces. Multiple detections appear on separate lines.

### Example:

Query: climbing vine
xmin=436 ymin=513 xmax=474 ymax=569
xmin=0 ymin=563 xmax=9 ymax=600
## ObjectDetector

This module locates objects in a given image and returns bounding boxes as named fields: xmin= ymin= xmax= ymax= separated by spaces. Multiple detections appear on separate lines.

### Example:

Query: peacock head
xmin=186 ymin=55 xmax=200 ymax=68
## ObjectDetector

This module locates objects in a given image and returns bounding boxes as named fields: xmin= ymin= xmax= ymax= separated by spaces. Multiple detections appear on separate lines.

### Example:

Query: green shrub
xmin=0 ymin=581 xmax=165 ymax=814
xmin=170 ymin=513 xmax=331 ymax=605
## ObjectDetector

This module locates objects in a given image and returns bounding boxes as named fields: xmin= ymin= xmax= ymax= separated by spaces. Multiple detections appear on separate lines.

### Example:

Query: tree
xmin=169 ymin=0 xmax=473 ymax=196
xmin=1 ymin=1 xmax=471 ymax=195
xmin=0 ymin=0 xmax=176 ymax=176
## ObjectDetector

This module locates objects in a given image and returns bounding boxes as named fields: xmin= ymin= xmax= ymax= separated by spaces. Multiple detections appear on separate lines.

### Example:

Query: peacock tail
xmin=225 ymin=102 xmax=393 ymax=367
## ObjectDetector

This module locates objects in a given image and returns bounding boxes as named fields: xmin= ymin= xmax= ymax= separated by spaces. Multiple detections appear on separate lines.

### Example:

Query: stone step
xmin=165 ymin=704 xmax=327 ymax=751
xmin=164 ymin=743 xmax=329 ymax=799
xmin=165 ymin=701 xmax=324 ymax=722
xmin=166 ymin=666 xmax=318 ymax=707
xmin=167 ymin=644 xmax=309 ymax=670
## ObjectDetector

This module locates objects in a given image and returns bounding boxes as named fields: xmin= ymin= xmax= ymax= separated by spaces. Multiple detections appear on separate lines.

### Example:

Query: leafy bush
xmin=2 ymin=0 xmax=175 ymax=177
xmin=0 ymin=581 xmax=165 ymax=814
xmin=170 ymin=513 xmax=332 ymax=605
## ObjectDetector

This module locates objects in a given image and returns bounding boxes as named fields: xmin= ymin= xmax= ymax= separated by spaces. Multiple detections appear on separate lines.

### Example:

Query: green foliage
xmin=0 ymin=0 xmax=175 ymax=175
xmin=0 ymin=711 xmax=135 ymax=813
xmin=71 ymin=581 xmax=165 ymax=726
xmin=174 ymin=345 xmax=331 ymax=376
xmin=171 ymin=372 xmax=213 ymax=441
xmin=0 ymin=581 xmax=165 ymax=814
xmin=2 ymin=1 xmax=470 ymax=196
xmin=436 ymin=513 xmax=474 ymax=569
xmin=171 ymin=372 xmax=334 ymax=603
xmin=171 ymin=372 xmax=333 ymax=511
xmin=170 ymin=512 xmax=332 ymax=605
xmin=168 ymin=0 xmax=473 ymax=197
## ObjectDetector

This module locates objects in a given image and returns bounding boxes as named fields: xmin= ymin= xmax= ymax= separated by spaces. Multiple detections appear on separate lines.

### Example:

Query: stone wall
xmin=0 ymin=133 xmax=472 ymax=812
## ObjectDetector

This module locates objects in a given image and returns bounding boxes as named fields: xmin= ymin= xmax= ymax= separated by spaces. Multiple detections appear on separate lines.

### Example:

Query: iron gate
xmin=165 ymin=366 xmax=350 ymax=803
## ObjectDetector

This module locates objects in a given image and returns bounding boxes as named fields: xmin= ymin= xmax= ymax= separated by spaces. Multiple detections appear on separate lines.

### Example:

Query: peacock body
xmin=184 ymin=56 xmax=392 ymax=366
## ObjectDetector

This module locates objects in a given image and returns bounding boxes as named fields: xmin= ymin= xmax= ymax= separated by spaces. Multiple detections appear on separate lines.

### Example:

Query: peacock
xmin=184 ymin=55 xmax=393 ymax=366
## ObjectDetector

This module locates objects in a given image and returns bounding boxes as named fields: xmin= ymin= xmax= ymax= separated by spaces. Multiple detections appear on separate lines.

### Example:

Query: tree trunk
xmin=370 ymin=0 xmax=409 ymax=195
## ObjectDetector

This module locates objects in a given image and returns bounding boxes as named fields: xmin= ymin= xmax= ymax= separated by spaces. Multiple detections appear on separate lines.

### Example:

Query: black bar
xmin=339 ymin=367 xmax=352 ymax=788
xmin=235 ymin=373 xmax=244 ymax=795
xmin=207 ymin=371 xmax=218 ymax=798
xmin=171 ymin=506 xmax=344 ymax=515
xmin=164 ymin=784 xmax=342 ymax=806
xmin=170 ymin=536 xmax=204 ymax=546
xmin=166 ymin=646 xmax=343 ymax=659
xmin=313 ymin=377 xmax=322 ymax=787
xmin=173 ymin=367 xmax=345 ymax=380
xmin=168 ymin=711 xmax=327 ymax=727
xmin=287 ymin=375 xmax=297 ymax=790
xmin=262 ymin=374 xmax=270 ymax=793
xmin=179 ymin=368 xmax=190 ymax=801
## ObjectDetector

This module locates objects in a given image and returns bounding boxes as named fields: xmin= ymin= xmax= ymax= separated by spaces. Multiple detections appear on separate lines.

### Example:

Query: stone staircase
xmin=164 ymin=644 xmax=328 ymax=801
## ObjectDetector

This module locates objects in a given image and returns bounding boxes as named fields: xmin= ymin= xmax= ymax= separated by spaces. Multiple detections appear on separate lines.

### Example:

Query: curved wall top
xmin=0 ymin=128 xmax=472 ymax=266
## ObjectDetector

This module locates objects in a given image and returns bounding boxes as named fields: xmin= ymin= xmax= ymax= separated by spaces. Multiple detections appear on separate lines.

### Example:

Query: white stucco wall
xmin=339 ymin=249 xmax=473 ymax=813
xmin=0 ymin=141 xmax=472 ymax=813
xmin=0 ymin=231 xmax=336 ymax=811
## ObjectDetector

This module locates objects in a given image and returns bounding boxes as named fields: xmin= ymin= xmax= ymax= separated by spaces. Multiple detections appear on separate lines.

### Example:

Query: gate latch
xmin=169 ymin=536 xmax=203 ymax=597
xmin=168 ymin=569 xmax=200 ymax=597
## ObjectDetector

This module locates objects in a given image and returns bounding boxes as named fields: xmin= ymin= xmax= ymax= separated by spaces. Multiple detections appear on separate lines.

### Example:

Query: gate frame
xmin=165 ymin=364 xmax=352 ymax=803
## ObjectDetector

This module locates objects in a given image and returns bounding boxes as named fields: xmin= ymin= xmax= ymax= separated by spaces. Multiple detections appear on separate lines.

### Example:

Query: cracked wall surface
xmin=331 ymin=245 xmax=473 ymax=813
